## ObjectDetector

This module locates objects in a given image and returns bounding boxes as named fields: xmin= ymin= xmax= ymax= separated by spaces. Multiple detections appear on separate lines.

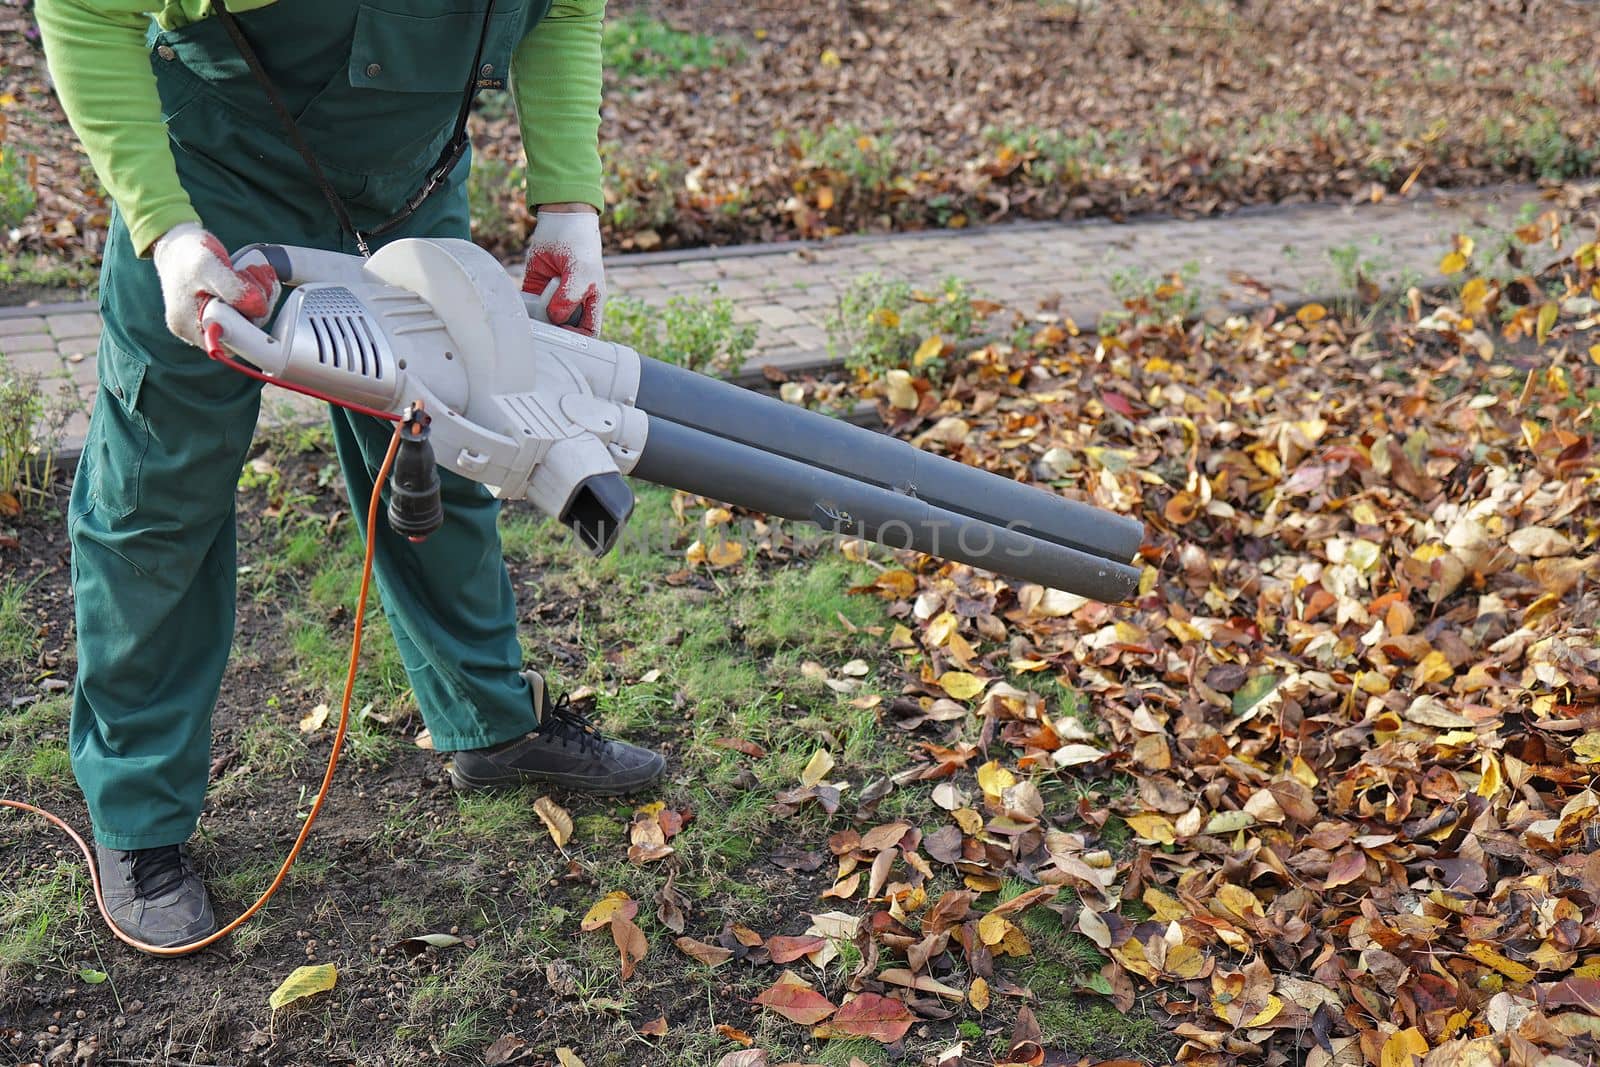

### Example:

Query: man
xmin=35 ymin=0 xmax=664 ymax=951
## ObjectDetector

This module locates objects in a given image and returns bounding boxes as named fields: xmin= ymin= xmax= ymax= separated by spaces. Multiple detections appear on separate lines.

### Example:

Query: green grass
xmin=0 ymin=574 xmax=40 ymax=666
xmin=0 ymin=859 xmax=86 ymax=984
xmin=602 ymin=13 xmax=740 ymax=83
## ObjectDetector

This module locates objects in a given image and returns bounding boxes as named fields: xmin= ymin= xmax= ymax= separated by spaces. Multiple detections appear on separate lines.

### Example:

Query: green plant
xmin=826 ymin=272 xmax=982 ymax=379
xmin=0 ymin=144 xmax=37 ymax=229
xmin=1100 ymin=262 xmax=1202 ymax=331
xmin=0 ymin=355 xmax=68 ymax=512
xmin=467 ymin=155 xmax=528 ymax=248
xmin=602 ymin=13 xmax=739 ymax=84
xmin=787 ymin=123 xmax=921 ymax=192
xmin=604 ymin=289 xmax=757 ymax=376
xmin=602 ymin=144 xmax=685 ymax=233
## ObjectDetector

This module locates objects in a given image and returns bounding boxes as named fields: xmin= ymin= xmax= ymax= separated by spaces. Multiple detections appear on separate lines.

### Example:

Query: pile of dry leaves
xmin=6 ymin=0 xmax=1599 ymax=271
xmin=658 ymin=184 xmax=1600 ymax=1066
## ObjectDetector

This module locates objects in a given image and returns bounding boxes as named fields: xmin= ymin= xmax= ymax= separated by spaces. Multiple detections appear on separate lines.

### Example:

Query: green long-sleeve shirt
xmin=35 ymin=0 xmax=605 ymax=256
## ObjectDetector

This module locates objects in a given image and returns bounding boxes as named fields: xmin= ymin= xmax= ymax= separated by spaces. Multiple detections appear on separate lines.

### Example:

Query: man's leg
xmin=70 ymin=210 xmax=264 ymax=851
xmin=327 ymin=407 xmax=538 ymax=749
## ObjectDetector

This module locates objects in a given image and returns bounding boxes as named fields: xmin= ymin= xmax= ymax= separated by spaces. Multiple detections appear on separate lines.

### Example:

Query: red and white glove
xmin=151 ymin=222 xmax=280 ymax=348
xmin=521 ymin=207 xmax=606 ymax=337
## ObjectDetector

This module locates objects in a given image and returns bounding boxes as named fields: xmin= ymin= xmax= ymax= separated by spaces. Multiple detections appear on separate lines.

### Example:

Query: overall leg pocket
xmin=87 ymin=339 xmax=151 ymax=521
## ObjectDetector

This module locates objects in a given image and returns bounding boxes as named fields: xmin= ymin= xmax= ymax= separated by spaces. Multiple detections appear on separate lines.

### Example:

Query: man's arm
xmin=510 ymin=0 xmax=606 ymax=213
xmin=34 ymin=0 xmax=204 ymax=255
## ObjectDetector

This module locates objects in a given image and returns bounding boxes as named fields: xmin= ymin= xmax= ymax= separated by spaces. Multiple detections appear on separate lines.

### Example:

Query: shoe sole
xmin=447 ymin=760 xmax=665 ymax=797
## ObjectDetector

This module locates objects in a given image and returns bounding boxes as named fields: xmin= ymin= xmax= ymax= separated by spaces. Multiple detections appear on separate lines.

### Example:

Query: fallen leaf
xmin=813 ymin=992 xmax=916 ymax=1042
xmin=268 ymin=963 xmax=337 ymax=1012
xmin=755 ymin=972 xmax=837 ymax=1025
xmin=534 ymin=796 xmax=573 ymax=849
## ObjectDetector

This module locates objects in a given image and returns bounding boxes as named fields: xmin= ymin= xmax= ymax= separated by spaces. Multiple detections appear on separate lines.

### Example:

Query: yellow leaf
xmin=977 ymin=913 xmax=1012 ymax=946
xmin=926 ymin=611 xmax=958 ymax=648
xmin=975 ymin=760 xmax=1015 ymax=798
xmin=801 ymin=748 xmax=835 ymax=788
xmin=819 ymin=48 xmax=841 ymax=68
xmin=1573 ymin=732 xmax=1600 ymax=765
xmin=1589 ymin=342 xmax=1600 ymax=366
xmin=871 ymin=307 xmax=901 ymax=329
xmin=1164 ymin=942 xmax=1207 ymax=979
xmin=815 ymin=185 xmax=835 ymax=211
xmin=268 ymin=963 xmax=337 ymax=1012
xmin=1536 ymin=301 xmax=1558 ymax=345
xmin=706 ymin=539 xmax=745 ymax=567
xmin=1124 ymin=813 xmax=1177 ymax=845
xmin=1439 ymin=251 xmax=1468 ymax=275
xmin=1460 ymin=277 xmax=1489 ymax=316
xmin=1475 ymin=752 xmax=1504 ymax=800
xmin=1456 ymin=235 xmax=1475 ymax=257
xmin=1295 ymin=303 xmax=1327 ymax=325
xmin=582 ymin=891 xmax=634 ymax=932
xmin=951 ymin=807 xmax=984 ymax=834
xmin=1142 ymin=886 xmax=1187 ymax=922
xmin=884 ymin=369 xmax=919 ymax=410
xmin=298 ymin=703 xmax=330 ymax=733
xmin=968 ymin=976 xmax=990 ymax=1012
xmin=555 ymin=1050 xmax=588 ymax=1067
xmin=1244 ymin=995 xmax=1283 ymax=1028
xmin=912 ymin=335 xmax=945 ymax=367
xmin=938 ymin=671 xmax=986 ymax=701
xmin=534 ymin=796 xmax=573 ymax=848
xmin=1216 ymin=883 xmax=1264 ymax=920
xmin=1465 ymin=942 xmax=1536 ymax=983
xmin=0 ymin=93 xmax=16 ymax=108
xmin=1380 ymin=1027 xmax=1428 ymax=1067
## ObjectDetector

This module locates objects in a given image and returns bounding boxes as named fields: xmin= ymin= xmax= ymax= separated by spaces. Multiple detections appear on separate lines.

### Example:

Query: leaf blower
xmin=201 ymin=238 xmax=1144 ymax=602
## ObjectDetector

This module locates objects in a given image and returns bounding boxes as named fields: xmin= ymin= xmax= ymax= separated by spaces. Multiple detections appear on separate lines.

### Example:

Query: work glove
xmin=152 ymin=222 xmax=280 ymax=348
xmin=521 ymin=207 xmax=606 ymax=337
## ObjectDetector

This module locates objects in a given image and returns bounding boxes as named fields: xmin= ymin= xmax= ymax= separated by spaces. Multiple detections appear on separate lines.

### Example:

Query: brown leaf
xmin=675 ymin=936 xmax=733 ymax=967
xmin=636 ymin=1015 xmax=668 ymax=1038
xmin=610 ymin=915 xmax=648 ymax=979
xmin=812 ymin=992 xmax=916 ymax=1043
xmin=767 ymin=935 xmax=826 ymax=964
xmin=754 ymin=972 xmax=837 ymax=1025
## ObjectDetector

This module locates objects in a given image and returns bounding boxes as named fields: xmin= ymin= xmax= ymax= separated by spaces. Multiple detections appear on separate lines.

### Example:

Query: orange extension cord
xmin=0 ymin=425 xmax=402 ymax=957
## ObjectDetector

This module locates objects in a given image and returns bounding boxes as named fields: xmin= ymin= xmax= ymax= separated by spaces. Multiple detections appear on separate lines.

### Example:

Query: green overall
xmin=73 ymin=0 xmax=552 ymax=850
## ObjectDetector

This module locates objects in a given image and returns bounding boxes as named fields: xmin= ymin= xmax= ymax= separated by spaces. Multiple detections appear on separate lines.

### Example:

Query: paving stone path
xmin=0 ymin=184 xmax=1545 ymax=456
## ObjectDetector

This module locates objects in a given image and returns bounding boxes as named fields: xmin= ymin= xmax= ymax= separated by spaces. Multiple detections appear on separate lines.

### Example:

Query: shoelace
xmin=537 ymin=693 xmax=606 ymax=758
xmin=124 ymin=844 xmax=192 ymax=900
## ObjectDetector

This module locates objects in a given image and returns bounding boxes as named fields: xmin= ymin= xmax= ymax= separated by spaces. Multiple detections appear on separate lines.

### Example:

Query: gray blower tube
xmin=635 ymin=358 xmax=1144 ymax=565
xmin=630 ymin=416 xmax=1142 ymax=602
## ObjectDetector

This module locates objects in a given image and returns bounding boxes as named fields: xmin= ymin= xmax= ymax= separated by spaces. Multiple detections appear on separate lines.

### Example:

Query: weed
xmin=0 ymin=574 xmax=40 ymax=667
xmin=0 ymin=355 xmax=68 ymax=512
xmin=602 ymin=13 xmax=739 ymax=84
xmin=788 ymin=123 xmax=916 ymax=192
xmin=1101 ymin=262 xmax=1202 ymax=331
xmin=0 ymin=253 xmax=98 ymax=295
xmin=826 ymin=272 xmax=983 ymax=379
xmin=605 ymin=288 xmax=758 ymax=377
xmin=0 ymin=859 xmax=84 ymax=983
xmin=0 ymin=143 xmax=37 ymax=229
xmin=603 ymin=144 xmax=685 ymax=233
xmin=468 ymin=155 xmax=529 ymax=249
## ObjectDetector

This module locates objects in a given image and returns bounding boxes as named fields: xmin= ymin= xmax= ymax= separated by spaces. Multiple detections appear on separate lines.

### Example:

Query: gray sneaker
xmin=448 ymin=670 xmax=666 ymax=795
xmin=94 ymin=841 xmax=217 ymax=950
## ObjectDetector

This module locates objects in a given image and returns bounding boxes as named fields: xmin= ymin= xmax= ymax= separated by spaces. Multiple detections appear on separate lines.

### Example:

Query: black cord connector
xmin=387 ymin=404 xmax=443 ymax=542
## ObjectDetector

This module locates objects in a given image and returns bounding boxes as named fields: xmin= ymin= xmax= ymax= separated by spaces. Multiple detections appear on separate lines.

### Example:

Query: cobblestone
xmin=0 ymin=184 xmax=1543 ymax=457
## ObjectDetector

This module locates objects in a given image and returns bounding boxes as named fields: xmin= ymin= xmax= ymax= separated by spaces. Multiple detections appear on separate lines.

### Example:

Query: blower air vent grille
xmin=303 ymin=287 xmax=386 ymax=380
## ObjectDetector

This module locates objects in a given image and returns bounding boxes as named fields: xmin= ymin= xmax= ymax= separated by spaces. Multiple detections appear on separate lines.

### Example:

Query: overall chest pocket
xmin=292 ymin=2 xmax=523 ymax=173
xmin=348 ymin=4 xmax=521 ymax=92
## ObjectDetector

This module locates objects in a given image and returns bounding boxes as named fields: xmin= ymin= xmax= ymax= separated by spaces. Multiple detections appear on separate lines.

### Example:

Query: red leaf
xmin=754 ymin=973 xmax=837 ymax=1025
xmin=811 ymin=992 xmax=915 ymax=1042
xmin=767 ymin=935 xmax=826 ymax=964
xmin=1323 ymin=850 xmax=1367 ymax=890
